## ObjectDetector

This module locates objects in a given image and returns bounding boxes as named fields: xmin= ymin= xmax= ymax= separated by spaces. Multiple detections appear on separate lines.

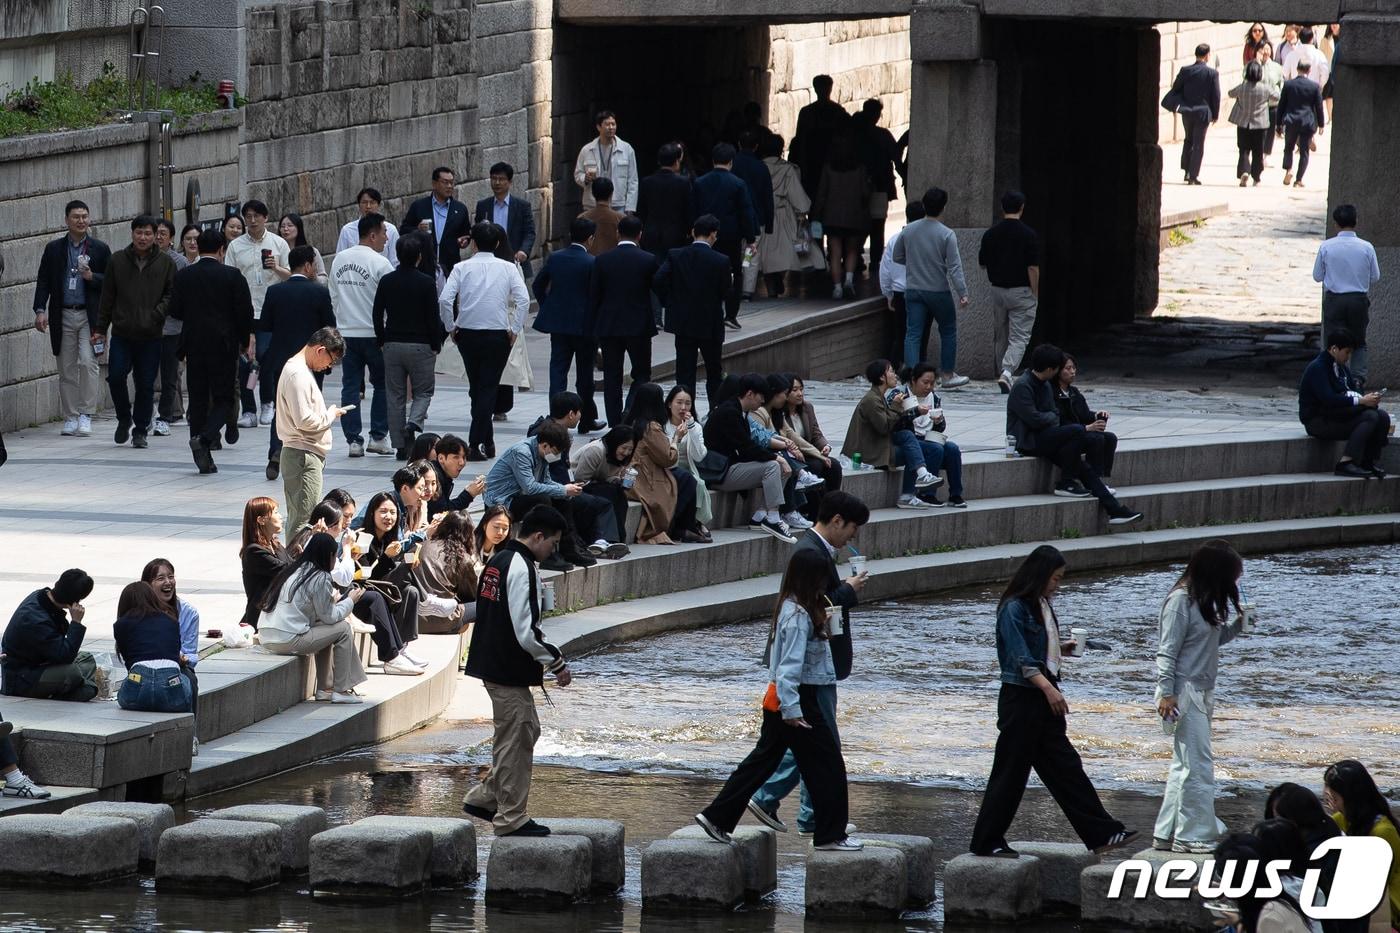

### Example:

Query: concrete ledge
xmin=1081 ymin=849 xmax=1215 ymax=931
xmin=805 ymin=845 xmax=907 ymax=919
xmin=861 ymin=832 xmax=937 ymax=906
xmin=943 ymin=853 xmax=1042 ymax=923
xmin=310 ymin=823 xmax=433 ymax=898
xmin=486 ymin=835 xmax=592 ymax=904
xmin=204 ymin=804 xmax=328 ymax=874
xmin=156 ymin=819 xmax=282 ymax=892
xmin=65 ymin=801 xmax=175 ymax=865
xmin=356 ymin=815 xmax=477 ymax=885
xmin=537 ymin=818 xmax=625 ymax=893
xmin=670 ymin=825 xmax=777 ymax=899
xmin=641 ymin=838 xmax=744 ymax=910
xmin=1012 ymin=840 xmax=1100 ymax=911
xmin=0 ymin=814 xmax=139 ymax=885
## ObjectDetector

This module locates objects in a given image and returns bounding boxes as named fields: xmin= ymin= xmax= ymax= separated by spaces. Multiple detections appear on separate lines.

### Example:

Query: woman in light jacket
xmin=665 ymin=385 xmax=713 ymax=539
xmin=258 ymin=533 xmax=367 ymax=704
xmin=969 ymin=545 xmax=1137 ymax=857
xmin=1154 ymin=539 xmax=1246 ymax=853
xmin=756 ymin=134 xmax=819 ymax=298
xmin=782 ymin=374 xmax=842 ymax=509
xmin=1228 ymin=61 xmax=1278 ymax=186
xmin=693 ymin=548 xmax=861 ymax=852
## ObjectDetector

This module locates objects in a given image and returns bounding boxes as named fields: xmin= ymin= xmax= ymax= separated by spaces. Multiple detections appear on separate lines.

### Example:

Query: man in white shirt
xmin=330 ymin=213 xmax=395 ymax=457
xmin=1282 ymin=26 xmax=1329 ymax=88
xmin=879 ymin=200 xmax=926 ymax=367
xmin=574 ymin=110 xmax=639 ymax=213
xmin=440 ymin=222 xmax=531 ymax=459
xmin=225 ymin=199 xmax=291 ymax=425
xmin=335 ymin=187 xmax=399 ymax=266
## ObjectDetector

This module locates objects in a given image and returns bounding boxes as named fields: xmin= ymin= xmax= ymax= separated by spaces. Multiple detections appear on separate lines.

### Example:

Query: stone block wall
xmin=239 ymin=0 xmax=480 ymax=252
xmin=1157 ymin=21 xmax=1291 ymax=142
xmin=0 ymin=0 xmax=144 ymax=92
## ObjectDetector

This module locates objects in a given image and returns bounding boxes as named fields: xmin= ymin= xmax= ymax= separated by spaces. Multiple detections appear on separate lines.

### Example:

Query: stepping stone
xmin=1013 ymin=840 xmax=1100 ymax=911
xmin=0 ymin=814 xmax=139 ymax=885
xmin=537 ymin=817 xmax=625 ymax=893
xmin=156 ymin=819 xmax=281 ymax=892
xmin=944 ymin=853 xmax=1042 ymax=923
xmin=641 ymin=838 xmax=744 ymax=910
xmin=805 ymin=845 xmax=907 ymax=919
xmin=1081 ymin=848 xmax=1214 ymax=931
xmin=310 ymin=823 xmax=434 ymax=898
xmin=66 ymin=801 xmax=175 ymax=865
xmin=861 ymin=832 xmax=937 ymax=906
xmin=356 ymin=816 xmax=476 ymax=885
xmin=486 ymin=835 xmax=591 ymax=904
xmin=670 ymin=824 xmax=776 ymax=899
xmin=206 ymin=804 xmax=327 ymax=873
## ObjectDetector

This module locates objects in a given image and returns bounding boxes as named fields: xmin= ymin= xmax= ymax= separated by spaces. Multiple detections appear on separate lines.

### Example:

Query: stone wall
xmin=0 ymin=110 xmax=240 ymax=432
xmin=0 ymin=0 xmax=144 ymax=92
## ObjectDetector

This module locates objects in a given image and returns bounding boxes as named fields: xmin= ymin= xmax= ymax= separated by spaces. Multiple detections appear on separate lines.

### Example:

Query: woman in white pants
xmin=1153 ymin=539 xmax=1246 ymax=853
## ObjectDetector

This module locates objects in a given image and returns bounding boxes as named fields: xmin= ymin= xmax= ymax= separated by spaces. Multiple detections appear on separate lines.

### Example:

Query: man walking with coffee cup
xmin=574 ymin=110 xmax=639 ymax=213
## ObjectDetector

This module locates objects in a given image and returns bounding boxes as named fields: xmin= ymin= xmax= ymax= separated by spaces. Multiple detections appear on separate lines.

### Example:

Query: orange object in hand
xmin=762 ymin=682 xmax=780 ymax=712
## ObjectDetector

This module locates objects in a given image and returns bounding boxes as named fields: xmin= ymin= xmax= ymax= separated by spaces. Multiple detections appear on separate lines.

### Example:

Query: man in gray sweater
xmin=891 ymin=188 xmax=970 ymax=387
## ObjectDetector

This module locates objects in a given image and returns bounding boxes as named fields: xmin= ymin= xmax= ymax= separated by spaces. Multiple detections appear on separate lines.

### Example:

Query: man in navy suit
xmin=399 ymin=166 xmax=472 ymax=274
xmin=692 ymin=142 xmax=758 ymax=328
xmin=655 ymin=215 xmax=731 ymax=410
xmin=259 ymin=245 xmax=335 ymax=480
xmin=533 ymin=218 xmax=605 ymax=432
xmin=1275 ymin=60 xmax=1326 ymax=188
xmin=1164 ymin=44 xmax=1220 ymax=185
xmin=590 ymin=215 xmax=658 ymax=425
xmin=474 ymin=161 xmax=537 ymax=278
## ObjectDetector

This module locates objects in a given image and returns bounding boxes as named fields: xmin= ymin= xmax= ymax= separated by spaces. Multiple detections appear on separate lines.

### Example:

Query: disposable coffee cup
xmin=419 ymin=219 xmax=432 ymax=232
xmin=827 ymin=606 xmax=845 ymax=637
xmin=541 ymin=580 xmax=556 ymax=612
xmin=849 ymin=556 xmax=867 ymax=577
xmin=930 ymin=407 xmax=944 ymax=421
xmin=77 ymin=254 xmax=90 ymax=270
xmin=901 ymin=395 xmax=919 ymax=412
xmin=354 ymin=531 xmax=373 ymax=552
xmin=1069 ymin=627 xmax=1087 ymax=657
xmin=1239 ymin=601 xmax=1257 ymax=633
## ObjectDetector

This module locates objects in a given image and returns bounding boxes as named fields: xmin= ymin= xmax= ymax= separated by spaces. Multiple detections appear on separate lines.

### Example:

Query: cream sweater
xmin=275 ymin=352 xmax=335 ymax=458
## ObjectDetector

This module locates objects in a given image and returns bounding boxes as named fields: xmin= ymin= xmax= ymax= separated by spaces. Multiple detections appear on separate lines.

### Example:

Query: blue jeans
xmin=920 ymin=438 xmax=964 ymax=497
xmin=751 ymin=683 xmax=839 ymax=832
xmin=891 ymin=429 xmax=929 ymax=495
xmin=241 ymin=331 xmax=273 ymax=413
xmin=904 ymin=289 xmax=957 ymax=373
xmin=340 ymin=337 xmax=388 ymax=443
xmin=107 ymin=334 xmax=162 ymax=432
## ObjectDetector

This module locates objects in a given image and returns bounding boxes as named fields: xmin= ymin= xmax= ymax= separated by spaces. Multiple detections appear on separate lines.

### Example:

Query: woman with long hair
xmin=473 ymin=506 xmax=512 ymax=574
xmin=259 ymin=533 xmax=367 ymax=703
xmin=1265 ymin=782 xmax=1357 ymax=932
xmin=756 ymin=133 xmax=819 ymax=298
xmin=842 ymin=358 xmax=942 ymax=510
xmin=277 ymin=213 xmax=327 ymax=283
xmin=812 ymin=133 xmax=870 ymax=299
xmin=664 ymin=385 xmax=714 ymax=540
xmin=1054 ymin=354 xmax=1118 ymax=486
xmin=141 ymin=558 xmax=200 ymax=671
xmin=747 ymin=373 xmax=813 ymax=532
xmin=1323 ymin=760 xmax=1400 ymax=929
xmin=900 ymin=362 xmax=967 ymax=507
xmin=409 ymin=431 xmax=440 ymax=463
xmin=1210 ymin=833 xmax=1311 ymax=933
xmin=572 ymin=425 xmax=637 ymax=549
xmin=782 ymin=374 xmax=843 ymax=510
xmin=113 ymin=581 xmax=197 ymax=717
xmin=414 ymin=510 xmax=479 ymax=634
xmin=240 ymin=497 xmax=288 ymax=629
xmin=358 ymin=491 xmax=426 ymax=674
xmin=624 ymin=382 xmax=701 ymax=544
xmin=1243 ymin=22 xmax=1271 ymax=63
xmin=694 ymin=548 xmax=860 ymax=851
xmin=1154 ymin=539 xmax=1246 ymax=853
xmin=179 ymin=223 xmax=201 ymax=265
xmin=969 ymin=545 xmax=1137 ymax=858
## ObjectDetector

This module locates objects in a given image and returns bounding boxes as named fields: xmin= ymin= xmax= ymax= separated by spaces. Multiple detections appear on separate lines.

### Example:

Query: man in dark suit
xmin=636 ymin=142 xmax=695 ymax=260
xmin=692 ymin=142 xmax=759 ymax=329
xmin=790 ymin=74 xmax=851 ymax=197
xmin=474 ymin=161 xmax=537 ymax=278
xmin=32 ymin=199 xmax=111 ymax=437
xmin=533 ymin=218 xmax=605 ymax=432
xmin=732 ymin=130 xmax=775 ymax=300
xmin=654 ymin=214 xmax=731 ymax=410
xmin=259 ymin=245 xmax=335 ymax=480
xmin=590 ymin=215 xmax=658 ymax=425
xmin=167 ymin=228 xmax=254 ymax=474
xmin=1275 ymin=59 xmax=1326 ymax=188
xmin=1164 ymin=44 xmax=1220 ymax=185
xmin=399 ymin=166 xmax=472 ymax=275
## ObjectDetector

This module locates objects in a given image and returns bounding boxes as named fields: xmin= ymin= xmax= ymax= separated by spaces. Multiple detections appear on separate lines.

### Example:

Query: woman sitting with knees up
xmin=900 ymin=361 xmax=967 ymax=507
xmin=1252 ymin=818 xmax=1325 ymax=933
xmin=1322 ymin=760 xmax=1400 ymax=931
xmin=1209 ymin=833 xmax=1313 ymax=933
xmin=624 ymin=382 xmax=704 ymax=545
xmin=842 ymin=359 xmax=944 ymax=511
xmin=359 ymin=492 xmax=428 ymax=673
xmin=664 ymin=385 xmax=714 ymax=542
xmin=240 ymin=497 xmax=289 ymax=630
xmin=113 ymin=581 xmax=197 ymax=716
xmin=571 ymin=425 xmax=638 ymax=552
xmin=1054 ymin=354 xmax=1118 ymax=491
xmin=259 ymin=532 xmax=367 ymax=703
xmin=413 ymin=510 xmax=480 ymax=634
xmin=782 ymin=374 xmax=843 ymax=513
xmin=1264 ymin=782 xmax=1354 ymax=930
xmin=747 ymin=373 xmax=814 ymax=532
xmin=473 ymin=506 xmax=513 ymax=577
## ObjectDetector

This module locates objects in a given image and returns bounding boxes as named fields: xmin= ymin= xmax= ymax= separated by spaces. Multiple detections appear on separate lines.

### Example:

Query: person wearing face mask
xmin=275 ymin=327 xmax=353 ymax=535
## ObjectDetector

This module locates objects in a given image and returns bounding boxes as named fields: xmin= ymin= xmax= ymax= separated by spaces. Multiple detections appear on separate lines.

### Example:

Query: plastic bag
xmin=89 ymin=651 xmax=122 ymax=701
xmin=222 ymin=623 xmax=256 ymax=649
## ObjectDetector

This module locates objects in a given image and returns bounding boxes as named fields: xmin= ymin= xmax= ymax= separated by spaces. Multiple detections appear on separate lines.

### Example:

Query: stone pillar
xmin=1327 ymin=13 xmax=1400 ymax=386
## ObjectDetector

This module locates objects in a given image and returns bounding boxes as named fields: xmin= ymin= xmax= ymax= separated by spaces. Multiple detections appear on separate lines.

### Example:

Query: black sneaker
xmin=501 ymin=819 xmax=551 ymax=838
xmin=947 ymin=496 xmax=967 ymax=508
xmin=225 ymin=422 xmax=239 ymax=446
xmin=265 ymin=459 xmax=280 ymax=481
xmin=1054 ymin=481 xmax=1093 ymax=498
xmin=131 ymin=432 xmax=148 ymax=449
xmin=1335 ymin=462 xmax=1372 ymax=479
xmin=462 ymin=803 xmax=496 ymax=822
xmin=580 ymin=420 xmax=608 ymax=435
xmin=540 ymin=554 xmax=572 ymax=572
xmin=563 ymin=550 xmax=598 ymax=567
xmin=114 ymin=419 xmax=132 ymax=445
xmin=694 ymin=812 xmax=732 ymax=843
xmin=1107 ymin=508 xmax=1143 ymax=526
xmin=395 ymin=447 xmax=409 ymax=461
xmin=1094 ymin=829 xmax=1140 ymax=855
xmin=751 ymin=518 xmax=797 ymax=543
xmin=1370 ymin=464 xmax=1388 ymax=479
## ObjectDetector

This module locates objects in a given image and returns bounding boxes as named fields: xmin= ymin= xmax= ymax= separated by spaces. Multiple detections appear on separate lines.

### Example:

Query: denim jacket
xmin=769 ymin=598 xmax=836 ymax=719
xmin=996 ymin=596 xmax=1057 ymax=687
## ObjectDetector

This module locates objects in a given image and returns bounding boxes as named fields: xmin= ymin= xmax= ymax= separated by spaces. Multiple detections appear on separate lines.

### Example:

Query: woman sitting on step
xmin=473 ymin=506 xmax=512 ymax=577
xmin=664 ymin=385 xmax=714 ymax=542
xmin=113 ymin=581 xmax=197 ymax=717
xmin=358 ymin=493 xmax=429 ymax=675
xmin=413 ymin=510 xmax=480 ymax=635
xmin=571 ymin=426 xmax=639 ymax=549
xmin=1054 ymin=354 xmax=1118 ymax=490
xmin=840 ymin=358 xmax=944 ymax=511
xmin=748 ymin=374 xmax=815 ymax=532
xmin=239 ymin=497 xmax=289 ymax=631
xmin=623 ymin=382 xmax=704 ymax=545
xmin=899 ymin=361 xmax=967 ymax=508
xmin=782 ymin=374 xmax=843 ymax=519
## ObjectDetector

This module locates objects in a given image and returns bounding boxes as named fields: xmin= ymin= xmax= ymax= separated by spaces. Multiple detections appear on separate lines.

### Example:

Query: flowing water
xmin=2 ymin=544 xmax=1395 ymax=932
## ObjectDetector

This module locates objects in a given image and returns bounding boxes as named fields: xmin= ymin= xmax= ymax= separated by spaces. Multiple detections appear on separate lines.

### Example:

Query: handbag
xmin=695 ymin=450 xmax=731 ymax=485
xmin=360 ymin=578 xmax=402 ymax=607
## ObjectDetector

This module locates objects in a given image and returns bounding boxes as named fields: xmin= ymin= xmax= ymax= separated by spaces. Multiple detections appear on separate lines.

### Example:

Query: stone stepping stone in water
xmin=156 ymin=819 xmax=281 ymax=892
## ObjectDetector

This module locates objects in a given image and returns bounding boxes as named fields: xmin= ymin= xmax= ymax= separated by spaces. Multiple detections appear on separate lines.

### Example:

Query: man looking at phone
xmin=747 ymin=492 xmax=870 ymax=835
xmin=1298 ymin=328 xmax=1389 ymax=478
xmin=277 ymin=327 xmax=351 ymax=538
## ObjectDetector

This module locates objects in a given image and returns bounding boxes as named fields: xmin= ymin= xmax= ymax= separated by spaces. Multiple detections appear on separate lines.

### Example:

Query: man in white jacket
xmin=330 ymin=214 xmax=394 ymax=457
xmin=574 ymin=110 xmax=638 ymax=213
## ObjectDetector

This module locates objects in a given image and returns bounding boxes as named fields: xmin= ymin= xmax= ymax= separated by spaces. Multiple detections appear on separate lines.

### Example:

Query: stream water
xmin=2 ymin=544 xmax=1395 ymax=932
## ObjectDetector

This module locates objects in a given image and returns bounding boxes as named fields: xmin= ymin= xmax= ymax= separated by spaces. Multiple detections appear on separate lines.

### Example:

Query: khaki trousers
xmin=263 ymin=620 xmax=366 ymax=694
xmin=464 ymin=681 xmax=540 ymax=833
xmin=280 ymin=446 xmax=325 ymax=542
xmin=990 ymin=285 xmax=1038 ymax=376
xmin=59 ymin=307 xmax=102 ymax=418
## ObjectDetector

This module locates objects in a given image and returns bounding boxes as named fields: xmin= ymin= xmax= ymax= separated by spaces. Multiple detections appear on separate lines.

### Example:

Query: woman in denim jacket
xmin=969 ymin=545 xmax=1138 ymax=858
xmin=694 ymin=549 xmax=861 ymax=852
xmin=1154 ymin=539 xmax=1246 ymax=853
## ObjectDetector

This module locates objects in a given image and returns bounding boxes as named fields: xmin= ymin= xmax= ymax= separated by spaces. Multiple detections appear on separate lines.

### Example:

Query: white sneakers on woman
xmin=383 ymin=655 xmax=424 ymax=676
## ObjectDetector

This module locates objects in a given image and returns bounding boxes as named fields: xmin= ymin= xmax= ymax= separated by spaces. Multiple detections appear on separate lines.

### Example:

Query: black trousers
xmin=1235 ymin=127 xmax=1265 ymax=181
xmin=354 ymin=590 xmax=403 ymax=663
xmin=186 ymin=351 xmax=238 ymax=448
xmin=1180 ymin=111 xmax=1209 ymax=181
xmin=1082 ymin=430 xmax=1118 ymax=479
xmin=674 ymin=335 xmax=724 ymax=411
xmin=510 ymin=492 xmax=611 ymax=549
xmin=454 ymin=329 xmax=511 ymax=451
xmin=599 ymin=335 xmax=652 ymax=426
xmin=1281 ymin=123 xmax=1315 ymax=180
xmin=715 ymin=237 xmax=744 ymax=321
xmin=799 ymin=455 xmax=844 ymax=520
xmin=1305 ymin=409 xmax=1390 ymax=464
xmin=969 ymin=683 xmax=1124 ymax=854
xmin=669 ymin=467 xmax=699 ymax=538
xmin=548 ymin=334 xmax=600 ymax=424
xmin=158 ymin=333 xmax=184 ymax=422
xmin=1025 ymin=424 xmax=1117 ymax=509
xmin=701 ymin=685 xmax=850 ymax=846
xmin=1264 ymin=106 xmax=1277 ymax=154
xmin=583 ymin=481 xmax=629 ymax=543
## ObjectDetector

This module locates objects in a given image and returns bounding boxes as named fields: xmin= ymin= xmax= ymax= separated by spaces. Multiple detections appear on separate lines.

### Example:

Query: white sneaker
xmin=942 ymin=373 xmax=971 ymax=389
xmin=61 ymin=417 xmax=79 ymax=436
xmin=796 ymin=470 xmax=824 ymax=490
xmin=192 ymin=737 xmax=199 ymax=758
xmin=237 ymin=411 xmax=258 ymax=428
xmin=815 ymin=838 xmax=865 ymax=852
xmin=366 ymin=437 xmax=393 ymax=455
xmin=382 ymin=655 xmax=424 ymax=676
xmin=914 ymin=469 xmax=942 ymax=489
xmin=1 ymin=770 xmax=51 ymax=799
xmin=897 ymin=494 xmax=932 ymax=510
xmin=399 ymin=649 xmax=429 ymax=668
xmin=153 ymin=419 xmax=170 ymax=436
xmin=259 ymin=402 xmax=275 ymax=425
xmin=782 ymin=512 xmax=812 ymax=530
xmin=801 ymin=822 xmax=858 ymax=837
xmin=832 ymin=285 xmax=844 ymax=300
xmin=331 ymin=691 xmax=364 ymax=704
xmin=315 ymin=689 xmax=333 ymax=701
xmin=348 ymin=440 xmax=365 ymax=458
xmin=77 ymin=414 xmax=93 ymax=436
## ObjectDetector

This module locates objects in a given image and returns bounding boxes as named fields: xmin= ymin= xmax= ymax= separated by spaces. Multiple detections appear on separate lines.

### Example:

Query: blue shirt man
xmin=1314 ymin=205 xmax=1382 ymax=384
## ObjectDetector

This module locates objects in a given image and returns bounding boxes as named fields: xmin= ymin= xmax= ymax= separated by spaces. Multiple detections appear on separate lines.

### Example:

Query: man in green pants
xmin=275 ymin=327 xmax=349 ymax=539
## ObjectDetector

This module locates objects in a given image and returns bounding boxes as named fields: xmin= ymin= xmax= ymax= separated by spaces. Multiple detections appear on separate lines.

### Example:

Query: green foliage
xmin=1059 ymin=528 xmax=1083 ymax=539
xmin=1166 ymin=227 xmax=1194 ymax=248
xmin=0 ymin=62 xmax=231 ymax=139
